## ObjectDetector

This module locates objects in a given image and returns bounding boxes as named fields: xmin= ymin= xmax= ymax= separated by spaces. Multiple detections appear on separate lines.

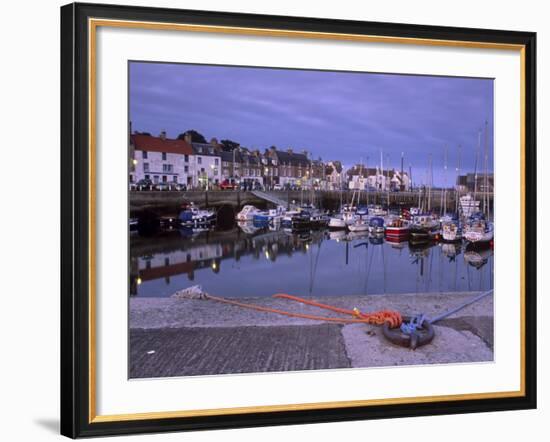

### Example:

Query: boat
xmin=328 ymin=204 xmax=356 ymax=229
xmin=253 ymin=206 xmax=285 ymax=225
xmin=409 ymin=214 xmax=439 ymax=240
xmin=281 ymin=208 xmax=326 ymax=230
xmin=178 ymin=203 xmax=216 ymax=226
xmin=463 ymin=212 xmax=494 ymax=244
xmin=368 ymin=216 xmax=385 ymax=234
xmin=385 ymin=217 xmax=410 ymax=239
xmin=441 ymin=215 xmax=462 ymax=242
xmin=348 ymin=207 xmax=370 ymax=232
xmin=328 ymin=214 xmax=347 ymax=230
xmin=236 ymin=205 xmax=261 ymax=221
xmin=367 ymin=204 xmax=387 ymax=217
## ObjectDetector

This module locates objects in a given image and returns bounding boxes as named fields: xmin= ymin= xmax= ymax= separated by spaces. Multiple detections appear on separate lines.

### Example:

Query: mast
xmin=427 ymin=154 xmax=433 ymax=212
xmin=443 ymin=144 xmax=448 ymax=216
xmin=386 ymin=153 xmax=390 ymax=209
xmin=483 ymin=120 xmax=490 ymax=218
xmin=473 ymin=129 xmax=481 ymax=207
xmin=455 ymin=144 xmax=461 ymax=214
xmin=365 ymin=156 xmax=369 ymax=205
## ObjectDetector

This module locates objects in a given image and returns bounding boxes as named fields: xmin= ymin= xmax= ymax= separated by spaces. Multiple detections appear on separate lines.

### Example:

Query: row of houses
xmin=129 ymin=131 xmax=412 ymax=191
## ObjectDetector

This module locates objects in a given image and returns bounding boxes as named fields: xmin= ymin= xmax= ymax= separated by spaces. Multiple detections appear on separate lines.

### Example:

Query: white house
xmin=189 ymin=141 xmax=222 ymax=189
xmin=130 ymin=132 xmax=194 ymax=186
xmin=346 ymin=165 xmax=411 ymax=191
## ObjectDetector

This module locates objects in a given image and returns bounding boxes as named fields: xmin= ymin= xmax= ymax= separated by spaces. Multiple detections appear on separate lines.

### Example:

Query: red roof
xmin=131 ymin=134 xmax=193 ymax=155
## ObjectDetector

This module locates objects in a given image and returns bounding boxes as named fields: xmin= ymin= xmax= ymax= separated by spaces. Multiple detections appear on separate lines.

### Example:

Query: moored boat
xmin=385 ymin=217 xmax=410 ymax=238
xmin=409 ymin=214 xmax=439 ymax=240
xmin=178 ymin=203 xmax=216 ymax=226
xmin=463 ymin=212 xmax=494 ymax=244
xmin=236 ymin=205 xmax=261 ymax=221
xmin=368 ymin=216 xmax=385 ymax=234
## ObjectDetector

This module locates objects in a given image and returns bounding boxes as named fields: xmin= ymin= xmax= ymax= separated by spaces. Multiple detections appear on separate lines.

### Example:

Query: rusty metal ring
xmin=382 ymin=316 xmax=435 ymax=350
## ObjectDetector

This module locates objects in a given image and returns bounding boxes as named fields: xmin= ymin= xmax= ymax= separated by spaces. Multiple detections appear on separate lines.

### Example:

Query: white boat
xmin=236 ymin=205 xmax=261 ymax=221
xmin=348 ymin=208 xmax=370 ymax=232
xmin=368 ymin=204 xmax=387 ymax=217
xmin=463 ymin=213 xmax=494 ymax=243
xmin=441 ymin=218 xmax=462 ymax=242
xmin=328 ymin=215 xmax=347 ymax=229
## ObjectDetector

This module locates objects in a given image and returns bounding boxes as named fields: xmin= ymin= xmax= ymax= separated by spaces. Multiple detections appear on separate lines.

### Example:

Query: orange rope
xmin=203 ymin=293 xmax=402 ymax=328
xmin=274 ymin=294 xmax=402 ymax=328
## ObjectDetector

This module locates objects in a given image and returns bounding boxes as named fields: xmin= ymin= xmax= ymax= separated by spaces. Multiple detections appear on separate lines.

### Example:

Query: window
xmin=162 ymin=152 xmax=167 ymax=161
xmin=214 ymin=158 xmax=219 ymax=165
xmin=129 ymin=174 xmax=133 ymax=183
xmin=153 ymin=175 xmax=159 ymax=184
xmin=184 ymin=155 xmax=189 ymax=162
xmin=184 ymin=165 xmax=189 ymax=173
xmin=198 ymin=157 xmax=202 ymax=165
xmin=145 ymin=174 xmax=150 ymax=180
xmin=162 ymin=176 xmax=167 ymax=182
xmin=142 ymin=151 xmax=148 ymax=159
xmin=173 ymin=176 xmax=178 ymax=183
xmin=163 ymin=164 xmax=173 ymax=173
xmin=143 ymin=162 xmax=149 ymax=172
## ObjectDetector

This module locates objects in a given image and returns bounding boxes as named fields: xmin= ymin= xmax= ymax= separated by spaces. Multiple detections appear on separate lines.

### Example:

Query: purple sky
xmin=129 ymin=61 xmax=494 ymax=187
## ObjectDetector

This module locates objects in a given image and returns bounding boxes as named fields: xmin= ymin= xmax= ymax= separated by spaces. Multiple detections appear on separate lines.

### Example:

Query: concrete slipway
xmin=129 ymin=292 xmax=493 ymax=378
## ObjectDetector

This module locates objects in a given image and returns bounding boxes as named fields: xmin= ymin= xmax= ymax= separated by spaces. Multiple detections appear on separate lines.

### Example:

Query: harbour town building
xmin=130 ymin=132 xmax=194 ymax=185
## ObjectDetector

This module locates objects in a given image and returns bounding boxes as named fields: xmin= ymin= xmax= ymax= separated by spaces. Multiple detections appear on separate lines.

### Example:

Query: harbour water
xmin=130 ymin=222 xmax=493 ymax=298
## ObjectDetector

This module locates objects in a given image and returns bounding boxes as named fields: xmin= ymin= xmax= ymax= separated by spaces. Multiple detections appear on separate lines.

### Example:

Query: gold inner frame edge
xmin=87 ymin=17 xmax=527 ymax=424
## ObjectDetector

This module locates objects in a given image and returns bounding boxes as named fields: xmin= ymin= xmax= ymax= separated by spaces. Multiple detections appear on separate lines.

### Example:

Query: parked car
xmin=273 ymin=184 xmax=283 ymax=191
xmin=171 ymin=182 xmax=187 ymax=191
xmin=135 ymin=178 xmax=153 ymax=190
xmin=220 ymin=180 xmax=237 ymax=190
xmin=154 ymin=182 xmax=170 ymax=191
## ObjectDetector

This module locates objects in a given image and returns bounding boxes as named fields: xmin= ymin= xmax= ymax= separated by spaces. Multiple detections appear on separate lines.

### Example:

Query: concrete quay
xmin=129 ymin=291 xmax=493 ymax=378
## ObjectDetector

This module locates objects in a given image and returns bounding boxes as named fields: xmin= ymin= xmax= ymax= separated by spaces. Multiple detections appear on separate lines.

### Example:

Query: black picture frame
xmin=61 ymin=2 xmax=537 ymax=438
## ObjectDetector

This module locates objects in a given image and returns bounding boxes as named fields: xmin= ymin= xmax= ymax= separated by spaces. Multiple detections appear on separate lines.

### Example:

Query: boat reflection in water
xmin=130 ymin=224 xmax=493 ymax=298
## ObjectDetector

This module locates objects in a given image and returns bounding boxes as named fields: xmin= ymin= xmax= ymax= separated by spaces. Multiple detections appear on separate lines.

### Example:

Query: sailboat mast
xmin=473 ymin=129 xmax=481 ymax=206
xmin=443 ymin=144 xmax=448 ymax=216
xmin=483 ymin=120 xmax=490 ymax=218
xmin=427 ymin=154 xmax=432 ymax=212
xmin=456 ymin=144 xmax=461 ymax=214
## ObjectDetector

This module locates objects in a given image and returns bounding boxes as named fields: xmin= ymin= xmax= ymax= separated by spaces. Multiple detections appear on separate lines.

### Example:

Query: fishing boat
xmin=236 ymin=205 xmax=261 ymax=222
xmin=178 ymin=203 xmax=216 ymax=226
xmin=385 ymin=217 xmax=410 ymax=239
xmin=463 ymin=212 xmax=494 ymax=244
xmin=253 ymin=206 xmax=285 ymax=225
xmin=441 ymin=215 xmax=462 ymax=242
xmin=409 ymin=214 xmax=439 ymax=240
xmin=368 ymin=216 xmax=385 ymax=234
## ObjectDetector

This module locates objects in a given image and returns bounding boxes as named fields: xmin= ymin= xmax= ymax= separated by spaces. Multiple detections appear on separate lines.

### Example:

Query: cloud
xmin=129 ymin=62 xmax=494 ymax=186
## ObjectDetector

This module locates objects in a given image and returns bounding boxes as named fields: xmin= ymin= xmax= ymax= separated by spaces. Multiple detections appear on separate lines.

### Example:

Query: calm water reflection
xmin=130 ymin=226 xmax=493 ymax=298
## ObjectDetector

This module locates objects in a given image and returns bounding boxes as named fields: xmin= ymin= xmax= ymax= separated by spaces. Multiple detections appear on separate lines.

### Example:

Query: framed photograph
xmin=60 ymin=2 xmax=536 ymax=438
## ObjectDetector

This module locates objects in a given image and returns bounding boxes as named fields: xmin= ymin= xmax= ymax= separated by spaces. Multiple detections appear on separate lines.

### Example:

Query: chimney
xmin=210 ymin=137 xmax=219 ymax=146
xmin=159 ymin=130 xmax=167 ymax=140
xmin=184 ymin=133 xmax=193 ymax=144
